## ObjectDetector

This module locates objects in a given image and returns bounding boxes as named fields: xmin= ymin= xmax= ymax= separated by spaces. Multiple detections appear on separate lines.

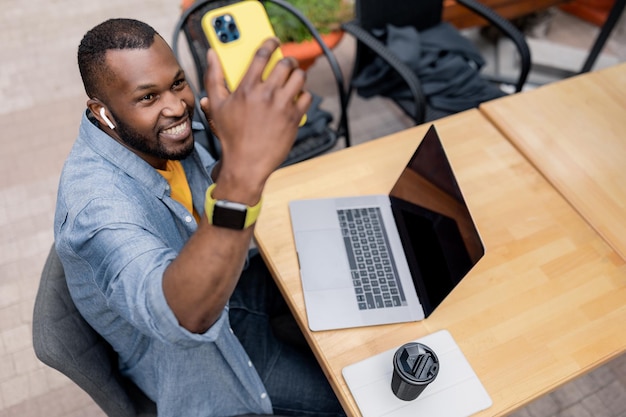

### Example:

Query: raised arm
xmin=162 ymin=38 xmax=311 ymax=333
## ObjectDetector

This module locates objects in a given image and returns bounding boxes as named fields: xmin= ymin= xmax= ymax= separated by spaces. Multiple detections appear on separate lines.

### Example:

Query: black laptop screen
xmin=389 ymin=126 xmax=484 ymax=316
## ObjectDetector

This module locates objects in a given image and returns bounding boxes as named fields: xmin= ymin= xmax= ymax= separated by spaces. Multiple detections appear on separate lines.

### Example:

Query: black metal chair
xmin=172 ymin=0 xmax=351 ymax=165
xmin=342 ymin=0 xmax=531 ymax=125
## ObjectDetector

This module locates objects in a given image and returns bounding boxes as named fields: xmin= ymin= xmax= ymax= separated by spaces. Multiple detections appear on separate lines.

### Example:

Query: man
xmin=54 ymin=18 xmax=344 ymax=417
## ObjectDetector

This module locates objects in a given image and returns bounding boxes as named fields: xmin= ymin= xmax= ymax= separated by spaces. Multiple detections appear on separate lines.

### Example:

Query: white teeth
xmin=163 ymin=121 xmax=187 ymax=135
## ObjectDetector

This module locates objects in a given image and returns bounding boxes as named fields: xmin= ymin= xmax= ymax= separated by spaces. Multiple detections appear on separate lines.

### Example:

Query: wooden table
xmin=254 ymin=109 xmax=626 ymax=416
xmin=481 ymin=63 xmax=626 ymax=261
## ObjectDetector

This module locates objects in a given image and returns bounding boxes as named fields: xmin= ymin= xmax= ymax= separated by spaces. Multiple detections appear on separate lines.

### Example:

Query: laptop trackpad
xmin=295 ymin=230 xmax=352 ymax=291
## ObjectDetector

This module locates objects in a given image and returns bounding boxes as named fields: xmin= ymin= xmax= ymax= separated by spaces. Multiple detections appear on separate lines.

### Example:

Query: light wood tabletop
xmin=481 ymin=63 xmax=626 ymax=261
xmin=254 ymin=109 xmax=626 ymax=417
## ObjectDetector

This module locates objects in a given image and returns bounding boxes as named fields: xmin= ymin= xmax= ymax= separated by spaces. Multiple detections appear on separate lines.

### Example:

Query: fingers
xmin=248 ymin=40 xmax=309 ymax=121
xmin=293 ymin=86 xmax=313 ymax=118
xmin=263 ymin=55 xmax=300 ymax=90
xmin=237 ymin=37 xmax=281 ymax=89
xmin=272 ymin=62 xmax=311 ymax=120
xmin=239 ymin=38 xmax=305 ymax=98
xmin=203 ymin=37 xmax=309 ymax=128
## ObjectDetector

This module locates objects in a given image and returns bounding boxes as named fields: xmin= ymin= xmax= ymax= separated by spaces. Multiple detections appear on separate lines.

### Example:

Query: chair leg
xmin=580 ymin=0 xmax=626 ymax=73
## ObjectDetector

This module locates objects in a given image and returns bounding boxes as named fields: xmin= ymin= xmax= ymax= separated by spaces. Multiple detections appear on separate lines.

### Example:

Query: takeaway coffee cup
xmin=391 ymin=342 xmax=439 ymax=401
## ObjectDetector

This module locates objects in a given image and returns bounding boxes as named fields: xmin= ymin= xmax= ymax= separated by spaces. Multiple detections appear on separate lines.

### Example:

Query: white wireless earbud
xmin=99 ymin=107 xmax=115 ymax=130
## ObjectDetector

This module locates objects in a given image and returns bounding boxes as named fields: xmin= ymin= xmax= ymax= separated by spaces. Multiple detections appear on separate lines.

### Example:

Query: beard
xmin=111 ymin=112 xmax=195 ymax=161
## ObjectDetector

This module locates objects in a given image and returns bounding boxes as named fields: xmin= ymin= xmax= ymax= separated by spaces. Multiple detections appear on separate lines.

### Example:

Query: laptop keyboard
xmin=337 ymin=208 xmax=407 ymax=310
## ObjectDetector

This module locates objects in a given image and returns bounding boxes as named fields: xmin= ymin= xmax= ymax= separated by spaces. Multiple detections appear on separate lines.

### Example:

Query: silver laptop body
xmin=289 ymin=126 xmax=485 ymax=331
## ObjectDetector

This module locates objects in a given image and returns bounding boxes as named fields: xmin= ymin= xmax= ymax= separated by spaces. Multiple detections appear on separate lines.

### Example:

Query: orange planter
xmin=280 ymin=31 xmax=344 ymax=71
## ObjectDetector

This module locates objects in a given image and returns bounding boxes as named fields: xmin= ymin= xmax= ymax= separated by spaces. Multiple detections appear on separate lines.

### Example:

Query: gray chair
xmin=32 ymin=244 xmax=158 ymax=417
xmin=32 ymin=244 xmax=297 ymax=417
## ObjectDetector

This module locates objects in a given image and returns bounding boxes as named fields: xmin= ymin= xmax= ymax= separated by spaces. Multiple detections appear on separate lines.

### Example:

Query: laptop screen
xmin=390 ymin=125 xmax=484 ymax=316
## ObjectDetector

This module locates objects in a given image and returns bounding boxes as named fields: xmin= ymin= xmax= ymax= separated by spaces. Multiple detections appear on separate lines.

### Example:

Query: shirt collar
xmin=79 ymin=110 xmax=176 ymax=199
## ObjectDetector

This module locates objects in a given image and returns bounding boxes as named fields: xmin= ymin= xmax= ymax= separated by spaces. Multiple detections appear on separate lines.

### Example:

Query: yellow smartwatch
xmin=204 ymin=184 xmax=262 ymax=229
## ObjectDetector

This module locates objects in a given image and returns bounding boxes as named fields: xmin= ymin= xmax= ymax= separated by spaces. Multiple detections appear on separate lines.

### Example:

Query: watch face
xmin=213 ymin=202 xmax=247 ymax=229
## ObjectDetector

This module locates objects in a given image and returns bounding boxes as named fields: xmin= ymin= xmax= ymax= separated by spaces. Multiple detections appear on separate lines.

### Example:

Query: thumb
xmin=199 ymin=96 xmax=210 ymax=116
xmin=199 ymin=96 xmax=218 ymax=134
xmin=204 ymin=49 xmax=229 ymax=105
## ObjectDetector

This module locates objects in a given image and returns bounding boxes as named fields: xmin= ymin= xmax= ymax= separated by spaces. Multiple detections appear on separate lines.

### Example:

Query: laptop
xmin=288 ymin=125 xmax=485 ymax=331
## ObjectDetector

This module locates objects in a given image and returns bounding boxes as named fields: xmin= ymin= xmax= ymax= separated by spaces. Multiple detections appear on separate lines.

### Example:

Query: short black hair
xmin=78 ymin=18 xmax=159 ymax=99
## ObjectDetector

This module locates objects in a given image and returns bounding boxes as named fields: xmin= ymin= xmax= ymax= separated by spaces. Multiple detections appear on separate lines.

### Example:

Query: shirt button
xmin=229 ymin=328 xmax=234 ymax=334
xmin=248 ymin=360 xmax=253 ymax=367
xmin=184 ymin=215 xmax=192 ymax=223
xmin=260 ymin=392 xmax=267 ymax=400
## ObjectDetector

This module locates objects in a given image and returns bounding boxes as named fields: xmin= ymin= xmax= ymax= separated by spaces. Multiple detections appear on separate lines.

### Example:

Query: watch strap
xmin=204 ymin=183 xmax=263 ymax=229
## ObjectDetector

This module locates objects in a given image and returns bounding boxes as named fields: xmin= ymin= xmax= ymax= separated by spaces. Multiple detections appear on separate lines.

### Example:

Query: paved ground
xmin=1 ymin=1 xmax=625 ymax=416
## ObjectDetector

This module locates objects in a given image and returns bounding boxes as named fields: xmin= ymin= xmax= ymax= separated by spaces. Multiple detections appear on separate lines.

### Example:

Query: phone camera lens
xmin=213 ymin=14 xmax=237 ymax=43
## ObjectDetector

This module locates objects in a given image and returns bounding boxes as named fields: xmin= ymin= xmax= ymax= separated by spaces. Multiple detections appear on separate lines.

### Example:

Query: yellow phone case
xmin=201 ymin=1 xmax=282 ymax=90
xmin=201 ymin=1 xmax=306 ymax=125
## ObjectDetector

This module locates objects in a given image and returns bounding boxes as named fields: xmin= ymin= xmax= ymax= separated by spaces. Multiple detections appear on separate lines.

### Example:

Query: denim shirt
xmin=54 ymin=112 xmax=273 ymax=417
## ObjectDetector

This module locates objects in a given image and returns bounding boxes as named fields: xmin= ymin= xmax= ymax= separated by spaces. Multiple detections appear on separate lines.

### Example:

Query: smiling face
xmin=98 ymin=35 xmax=196 ymax=169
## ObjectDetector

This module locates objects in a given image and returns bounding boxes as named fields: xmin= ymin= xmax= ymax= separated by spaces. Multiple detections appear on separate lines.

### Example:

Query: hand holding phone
xmin=201 ymin=1 xmax=306 ymax=126
xmin=201 ymin=37 xmax=311 ymax=179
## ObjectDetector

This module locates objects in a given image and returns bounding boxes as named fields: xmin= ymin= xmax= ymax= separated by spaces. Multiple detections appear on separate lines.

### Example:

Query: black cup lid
xmin=394 ymin=342 xmax=439 ymax=383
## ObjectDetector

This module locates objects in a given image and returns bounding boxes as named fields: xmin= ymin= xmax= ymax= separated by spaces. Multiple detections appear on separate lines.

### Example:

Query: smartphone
xmin=201 ymin=1 xmax=306 ymax=125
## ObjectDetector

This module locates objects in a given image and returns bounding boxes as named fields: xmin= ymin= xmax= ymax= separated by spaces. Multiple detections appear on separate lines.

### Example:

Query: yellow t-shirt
xmin=157 ymin=160 xmax=201 ymax=223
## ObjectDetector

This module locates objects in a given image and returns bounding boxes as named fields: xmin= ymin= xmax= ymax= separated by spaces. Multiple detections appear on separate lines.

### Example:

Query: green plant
xmin=265 ymin=0 xmax=353 ymax=43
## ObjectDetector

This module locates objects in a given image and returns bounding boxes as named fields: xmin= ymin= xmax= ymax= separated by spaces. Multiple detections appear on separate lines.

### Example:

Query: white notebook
xmin=342 ymin=330 xmax=492 ymax=417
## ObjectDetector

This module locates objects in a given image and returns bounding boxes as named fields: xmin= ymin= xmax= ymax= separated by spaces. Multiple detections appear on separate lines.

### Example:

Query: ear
xmin=87 ymin=98 xmax=116 ymax=130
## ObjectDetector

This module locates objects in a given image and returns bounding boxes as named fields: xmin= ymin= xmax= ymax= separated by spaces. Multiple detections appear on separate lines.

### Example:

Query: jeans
xmin=229 ymin=255 xmax=346 ymax=417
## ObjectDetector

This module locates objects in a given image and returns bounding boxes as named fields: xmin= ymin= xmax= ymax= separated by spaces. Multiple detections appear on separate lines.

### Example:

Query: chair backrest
xmin=351 ymin=0 xmax=444 ymax=81
xmin=171 ymin=0 xmax=351 ymax=162
xmin=355 ymin=0 xmax=443 ymax=32
xmin=32 ymin=245 xmax=157 ymax=417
